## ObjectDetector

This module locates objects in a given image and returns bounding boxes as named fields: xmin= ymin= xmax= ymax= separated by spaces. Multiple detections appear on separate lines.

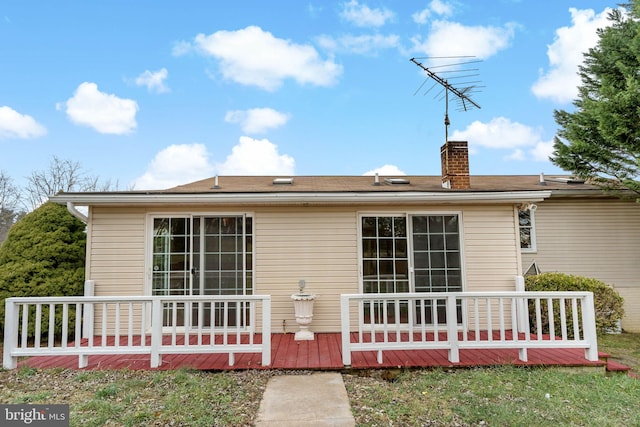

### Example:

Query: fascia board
xmin=50 ymin=190 xmax=553 ymax=206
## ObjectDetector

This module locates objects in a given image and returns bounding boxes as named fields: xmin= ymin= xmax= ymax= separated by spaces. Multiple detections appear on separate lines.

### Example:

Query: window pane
xmin=171 ymin=236 xmax=187 ymax=253
xmin=220 ymin=254 xmax=237 ymax=270
xmin=395 ymin=260 xmax=408 ymax=277
xmin=379 ymin=239 xmax=394 ymax=258
xmin=379 ymin=260 xmax=394 ymax=276
xmin=446 ymin=252 xmax=460 ymax=268
xmin=444 ymin=215 xmax=458 ymax=232
xmin=429 ymin=235 xmax=444 ymax=251
xmin=221 ymin=236 xmax=238 ymax=252
xmin=378 ymin=217 xmax=393 ymax=237
xmin=395 ymin=239 xmax=407 ymax=257
xmin=171 ymin=218 xmax=187 ymax=235
xmin=204 ymin=254 xmax=219 ymax=270
xmin=445 ymin=234 xmax=459 ymax=250
xmin=430 ymin=252 xmax=445 ymax=268
xmin=428 ymin=216 xmax=443 ymax=233
xmin=412 ymin=216 xmax=427 ymax=233
xmin=414 ymin=252 xmax=429 ymax=269
xmin=363 ymin=260 xmax=378 ymax=277
xmin=414 ymin=235 xmax=428 ymax=251
xmin=394 ymin=217 xmax=406 ymax=237
xmin=362 ymin=217 xmax=377 ymax=237
xmin=362 ymin=239 xmax=378 ymax=258
xmin=221 ymin=217 xmax=237 ymax=234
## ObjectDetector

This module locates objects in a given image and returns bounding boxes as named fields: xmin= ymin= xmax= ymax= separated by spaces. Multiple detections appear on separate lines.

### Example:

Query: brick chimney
xmin=441 ymin=141 xmax=470 ymax=189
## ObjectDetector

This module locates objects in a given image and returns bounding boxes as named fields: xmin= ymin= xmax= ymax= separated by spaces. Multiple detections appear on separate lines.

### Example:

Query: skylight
xmin=273 ymin=178 xmax=293 ymax=185
xmin=384 ymin=178 xmax=410 ymax=185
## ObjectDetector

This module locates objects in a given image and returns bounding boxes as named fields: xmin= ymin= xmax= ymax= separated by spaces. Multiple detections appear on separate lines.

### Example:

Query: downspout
xmin=66 ymin=201 xmax=88 ymax=223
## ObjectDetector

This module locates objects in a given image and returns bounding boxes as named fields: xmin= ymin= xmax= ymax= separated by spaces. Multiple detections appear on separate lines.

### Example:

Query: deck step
xmin=606 ymin=360 xmax=631 ymax=373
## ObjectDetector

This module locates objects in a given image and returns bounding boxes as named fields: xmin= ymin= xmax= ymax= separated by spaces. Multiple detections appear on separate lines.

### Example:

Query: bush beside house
xmin=525 ymin=272 xmax=624 ymax=336
xmin=0 ymin=202 xmax=86 ymax=339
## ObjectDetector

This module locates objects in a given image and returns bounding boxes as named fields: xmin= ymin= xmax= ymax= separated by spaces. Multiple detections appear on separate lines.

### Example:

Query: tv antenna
xmin=410 ymin=56 xmax=482 ymax=144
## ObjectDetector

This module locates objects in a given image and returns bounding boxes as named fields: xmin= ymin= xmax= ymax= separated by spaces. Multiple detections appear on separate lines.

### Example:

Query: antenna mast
xmin=410 ymin=57 xmax=482 ymax=145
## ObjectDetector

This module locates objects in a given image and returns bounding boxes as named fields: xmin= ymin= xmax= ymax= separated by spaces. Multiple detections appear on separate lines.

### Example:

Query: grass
xmin=344 ymin=365 xmax=640 ymax=426
xmin=598 ymin=331 xmax=640 ymax=372
xmin=0 ymin=333 xmax=638 ymax=426
xmin=0 ymin=368 xmax=273 ymax=426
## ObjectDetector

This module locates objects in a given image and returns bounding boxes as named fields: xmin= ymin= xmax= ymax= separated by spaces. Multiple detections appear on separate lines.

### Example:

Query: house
xmin=47 ymin=141 xmax=639 ymax=334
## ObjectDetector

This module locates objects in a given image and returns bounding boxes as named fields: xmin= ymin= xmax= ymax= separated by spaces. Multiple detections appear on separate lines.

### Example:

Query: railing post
xmin=515 ymin=275 xmax=527 ymax=334
xmin=341 ymin=295 xmax=352 ymax=366
xmin=261 ymin=296 xmax=271 ymax=367
xmin=447 ymin=295 xmax=459 ymax=363
xmin=150 ymin=297 xmax=163 ymax=368
xmin=3 ymin=298 xmax=18 ymax=369
xmin=582 ymin=292 xmax=599 ymax=361
xmin=83 ymin=280 xmax=95 ymax=339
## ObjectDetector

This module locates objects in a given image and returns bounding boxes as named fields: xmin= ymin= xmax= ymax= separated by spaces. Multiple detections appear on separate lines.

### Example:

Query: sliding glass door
xmin=360 ymin=213 xmax=463 ymax=325
xmin=151 ymin=215 xmax=253 ymax=328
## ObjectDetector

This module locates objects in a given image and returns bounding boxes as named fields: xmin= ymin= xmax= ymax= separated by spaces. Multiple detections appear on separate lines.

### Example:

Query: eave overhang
xmin=50 ymin=190 xmax=553 ymax=207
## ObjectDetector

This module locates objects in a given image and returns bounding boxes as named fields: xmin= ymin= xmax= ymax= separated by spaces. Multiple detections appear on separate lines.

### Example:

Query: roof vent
xmin=384 ymin=178 xmax=410 ymax=185
xmin=273 ymin=177 xmax=293 ymax=185
xmin=545 ymin=176 xmax=585 ymax=184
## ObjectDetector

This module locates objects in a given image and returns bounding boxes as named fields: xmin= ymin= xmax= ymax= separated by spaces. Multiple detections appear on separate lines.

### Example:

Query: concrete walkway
xmin=255 ymin=372 xmax=355 ymax=426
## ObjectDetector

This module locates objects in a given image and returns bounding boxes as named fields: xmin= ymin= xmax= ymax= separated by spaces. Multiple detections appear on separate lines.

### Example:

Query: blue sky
xmin=1 ymin=0 xmax=616 ymax=190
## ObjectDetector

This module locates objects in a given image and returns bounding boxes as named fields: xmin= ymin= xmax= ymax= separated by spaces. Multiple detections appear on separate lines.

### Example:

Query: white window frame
xmin=518 ymin=207 xmax=537 ymax=253
xmin=357 ymin=210 xmax=466 ymax=294
xmin=357 ymin=211 xmax=467 ymax=329
xmin=144 ymin=212 xmax=255 ymax=332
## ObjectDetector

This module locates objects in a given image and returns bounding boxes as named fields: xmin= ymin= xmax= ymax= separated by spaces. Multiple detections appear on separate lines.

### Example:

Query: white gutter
xmin=52 ymin=190 xmax=553 ymax=206
xmin=66 ymin=201 xmax=88 ymax=223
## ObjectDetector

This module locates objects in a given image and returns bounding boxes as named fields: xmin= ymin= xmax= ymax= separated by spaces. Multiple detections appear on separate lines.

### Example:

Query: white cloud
xmin=179 ymin=26 xmax=342 ymax=91
xmin=0 ymin=106 xmax=46 ymax=139
xmin=530 ymin=141 xmax=555 ymax=162
xmin=340 ymin=0 xmax=395 ymax=27
xmin=216 ymin=136 xmax=295 ymax=175
xmin=412 ymin=20 xmax=518 ymax=59
xmin=133 ymin=144 xmax=214 ymax=190
xmin=450 ymin=117 xmax=553 ymax=162
xmin=316 ymin=33 xmax=400 ymax=55
xmin=532 ymin=7 xmax=613 ymax=103
xmin=413 ymin=0 xmax=454 ymax=24
xmin=64 ymin=82 xmax=138 ymax=134
xmin=430 ymin=0 xmax=453 ymax=17
xmin=363 ymin=165 xmax=406 ymax=176
xmin=224 ymin=108 xmax=290 ymax=134
xmin=135 ymin=68 xmax=169 ymax=93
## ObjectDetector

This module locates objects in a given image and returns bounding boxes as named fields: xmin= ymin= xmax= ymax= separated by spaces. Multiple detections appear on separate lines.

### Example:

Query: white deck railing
xmin=3 ymin=295 xmax=271 ymax=370
xmin=340 ymin=291 xmax=598 ymax=366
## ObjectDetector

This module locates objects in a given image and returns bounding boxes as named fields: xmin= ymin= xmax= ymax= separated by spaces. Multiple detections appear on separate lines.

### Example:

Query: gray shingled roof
xmin=162 ymin=175 xmax=600 ymax=194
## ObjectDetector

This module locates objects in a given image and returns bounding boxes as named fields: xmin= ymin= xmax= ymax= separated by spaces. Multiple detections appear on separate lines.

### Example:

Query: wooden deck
xmin=16 ymin=333 xmax=606 ymax=371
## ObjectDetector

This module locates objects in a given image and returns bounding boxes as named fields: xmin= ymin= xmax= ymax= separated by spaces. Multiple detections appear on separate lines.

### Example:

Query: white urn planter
xmin=291 ymin=293 xmax=315 ymax=341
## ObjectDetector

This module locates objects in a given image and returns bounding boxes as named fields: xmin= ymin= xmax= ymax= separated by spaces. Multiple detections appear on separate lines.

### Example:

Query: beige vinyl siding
xmin=521 ymin=198 xmax=640 ymax=332
xmin=461 ymin=205 xmax=521 ymax=327
xmin=86 ymin=204 xmax=524 ymax=333
xmin=87 ymin=207 xmax=147 ymax=333
xmin=462 ymin=205 xmax=521 ymax=292
xmin=255 ymin=208 xmax=359 ymax=333
xmin=88 ymin=207 xmax=146 ymax=296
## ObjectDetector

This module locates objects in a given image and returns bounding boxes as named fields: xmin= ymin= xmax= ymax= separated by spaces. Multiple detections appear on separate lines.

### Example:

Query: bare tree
xmin=24 ymin=156 xmax=116 ymax=210
xmin=0 ymin=170 xmax=23 ymax=244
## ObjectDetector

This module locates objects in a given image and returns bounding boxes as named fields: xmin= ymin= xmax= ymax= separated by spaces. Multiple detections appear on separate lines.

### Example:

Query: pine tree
xmin=553 ymin=2 xmax=640 ymax=200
